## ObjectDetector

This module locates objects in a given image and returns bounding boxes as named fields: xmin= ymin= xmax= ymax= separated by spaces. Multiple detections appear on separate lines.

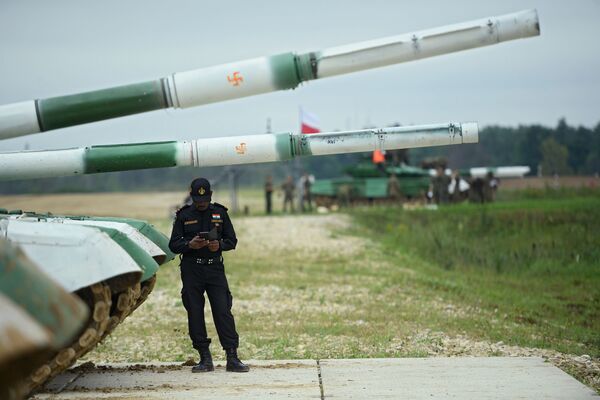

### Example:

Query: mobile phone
xmin=194 ymin=227 xmax=219 ymax=241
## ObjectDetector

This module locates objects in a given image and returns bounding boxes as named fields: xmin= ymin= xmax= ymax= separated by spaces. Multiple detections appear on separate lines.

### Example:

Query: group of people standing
xmin=429 ymin=166 xmax=498 ymax=205
xmin=264 ymin=173 xmax=315 ymax=214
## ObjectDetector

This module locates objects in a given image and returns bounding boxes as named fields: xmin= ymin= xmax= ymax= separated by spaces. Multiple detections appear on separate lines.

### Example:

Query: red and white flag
xmin=299 ymin=107 xmax=320 ymax=134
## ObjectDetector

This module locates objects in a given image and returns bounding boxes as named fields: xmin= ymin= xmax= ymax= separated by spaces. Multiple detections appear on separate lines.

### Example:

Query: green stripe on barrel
xmin=274 ymin=133 xmax=293 ymax=160
xmin=269 ymin=53 xmax=301 ymax=90
xmin=84 ymin=141 xmax=178 ymax=173
xmin=36 ymin=80 xmax=166 ymax=131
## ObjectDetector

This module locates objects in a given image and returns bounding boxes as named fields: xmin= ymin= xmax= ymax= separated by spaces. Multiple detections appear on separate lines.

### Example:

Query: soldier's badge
xmin=184 ymin=219 xmax=198 ymax=225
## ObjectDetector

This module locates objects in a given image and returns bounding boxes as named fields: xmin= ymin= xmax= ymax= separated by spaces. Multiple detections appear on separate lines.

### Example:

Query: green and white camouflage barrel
xmin=0 ymin=122 xmax=479 ymax=181
xmin=430 ymin=166 xmax=531 ymax=178
xmin=469 ymin=166 xmax=531 ymax=178
xmin=0 ymin=10 xmax=539 ymax=139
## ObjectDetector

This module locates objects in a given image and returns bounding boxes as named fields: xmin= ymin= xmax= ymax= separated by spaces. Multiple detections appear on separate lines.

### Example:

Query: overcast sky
xmin=0 ymin=0 xmax=599 ymax=152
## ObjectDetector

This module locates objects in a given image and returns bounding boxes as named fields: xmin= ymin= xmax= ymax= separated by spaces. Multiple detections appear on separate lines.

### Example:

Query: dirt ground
xmin=0 ymin=189 xmax=266 ymax=219
xmin=0 ymin=192 xmax=184 ymax=219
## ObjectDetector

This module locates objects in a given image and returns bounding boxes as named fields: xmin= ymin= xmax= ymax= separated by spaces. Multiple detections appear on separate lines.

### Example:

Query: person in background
xmin=281 ymin=175 xmax=295 ymax=213
xmin=483 ymin=171 xmax=498 ymax=202
xmin=373 ymin=149 xmax=386 ymax=174
xmin=449 ymin=170 xmax=470 ymax=203
xmin=469 ymin=176 xmax=485 ymax=203
xmin=300 ymin=173 xmax=314 ymax=212
xmin=296 ymin=175 xmax=305 ymax=212
xmin=488 ymin=172 xmax=499 ymax=201
xmin=264 ymin=175 xmax=273 ymax=214
xmin=431 ymin=166 xmax=450 ymax=204
xmin=388 ymin=172 xmax=401 ymax=201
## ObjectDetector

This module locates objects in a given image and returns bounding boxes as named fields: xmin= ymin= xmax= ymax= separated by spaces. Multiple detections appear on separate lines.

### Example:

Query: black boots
xmin=191 ymin=347 xmax=249 ymax=373
xmin=225 ymin=348 xmax=250 ymax=372
xmin=192 ymin=347 xmax=214 ymax=373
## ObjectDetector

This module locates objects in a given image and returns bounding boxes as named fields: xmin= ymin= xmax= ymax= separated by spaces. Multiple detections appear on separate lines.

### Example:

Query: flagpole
xmin=294 ymin=107 xmax=303 ymax=195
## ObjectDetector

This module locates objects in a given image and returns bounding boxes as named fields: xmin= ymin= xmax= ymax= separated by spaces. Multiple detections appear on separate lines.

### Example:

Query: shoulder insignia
xmin=212 ymin=202 xmax=229 ymax=211
xmin=175 ymin=204 xmax=191 ymax=216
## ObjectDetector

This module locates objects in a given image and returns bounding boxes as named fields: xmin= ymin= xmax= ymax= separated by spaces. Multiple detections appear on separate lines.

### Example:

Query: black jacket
xmin=168 ymin=203 xmax=237 ymax=259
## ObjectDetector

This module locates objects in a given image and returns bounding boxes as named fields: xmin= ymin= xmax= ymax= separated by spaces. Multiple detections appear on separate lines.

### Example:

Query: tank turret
xmin=0 ymin=10 xmax=538 ymax=140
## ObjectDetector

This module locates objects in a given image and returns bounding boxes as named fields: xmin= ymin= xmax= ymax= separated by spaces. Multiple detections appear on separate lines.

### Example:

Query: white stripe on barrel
xmin=176 ymin=134 xmax=282 ymax=167
xmin=0 ymin=148 xmax=85 ymax=179
xmin=305 ymin=122 xmax=478 ymax=156
xmin=168 ymin=57 xmax=278 ymax=108
xmin=0 ymin=101 xmax=40 ymax=140
xmin=317 ymin=9 xmax=539 ymax=78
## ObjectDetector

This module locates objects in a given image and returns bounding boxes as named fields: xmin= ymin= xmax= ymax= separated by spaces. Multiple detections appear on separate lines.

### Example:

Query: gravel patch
xmin=234 ymin=214 xmax=363 ymax=261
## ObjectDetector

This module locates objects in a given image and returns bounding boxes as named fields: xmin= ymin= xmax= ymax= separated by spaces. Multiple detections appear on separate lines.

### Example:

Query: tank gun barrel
xmin=0 ymin=122 xmax=478 ymax=181
xmin=469 ymin=166 xmax=531 ymax=178
xmin=0 ymin=10 xmax=538 ymax=140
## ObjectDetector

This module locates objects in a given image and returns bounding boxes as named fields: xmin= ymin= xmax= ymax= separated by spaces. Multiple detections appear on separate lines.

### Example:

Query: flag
xmin=299 ymin=107 xmax=320 ymax=134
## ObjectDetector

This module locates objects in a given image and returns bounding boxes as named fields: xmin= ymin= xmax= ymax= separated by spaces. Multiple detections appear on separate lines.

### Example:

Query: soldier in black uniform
xmin=169 ymin=178 xmax=249 ymax=373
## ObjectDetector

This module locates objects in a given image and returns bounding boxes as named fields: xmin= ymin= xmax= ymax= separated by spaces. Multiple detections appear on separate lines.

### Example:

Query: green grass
xmin=89 ymin=214 xmax=458 ymax=363
xmin=352 ymin=195 xmax=600 ymax=357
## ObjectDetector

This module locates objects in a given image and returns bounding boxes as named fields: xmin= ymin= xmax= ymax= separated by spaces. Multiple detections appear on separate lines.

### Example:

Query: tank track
xmin=20 ymin=274 xmax=158 ymax=397
xmin=102 ymin=274 xmax=157 ymax=339
xmin=132 ymin=275 xmax=157 ymax=313
xmin=19 ymin=282 xmax=111 ymax=396
xmin=102 ymin=282 xmax=141 ymax=338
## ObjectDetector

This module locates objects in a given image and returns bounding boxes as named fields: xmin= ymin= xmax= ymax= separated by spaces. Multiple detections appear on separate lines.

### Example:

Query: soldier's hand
xmin=189 ymin=237 xmax=209 ymax=249
xmin=207 ymin=240 xmax=220 ymax=252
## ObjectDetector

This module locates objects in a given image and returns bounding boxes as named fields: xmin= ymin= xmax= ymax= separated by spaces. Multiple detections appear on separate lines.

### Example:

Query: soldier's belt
xmin=194 ymin=256 xmax=223 ymax=265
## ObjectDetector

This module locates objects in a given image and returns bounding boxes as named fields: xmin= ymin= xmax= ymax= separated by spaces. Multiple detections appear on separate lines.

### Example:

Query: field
xmin=1 ymin=189 xmax=598 ymax=392
xmin=0 ymin=189 xmax=265 ymax=219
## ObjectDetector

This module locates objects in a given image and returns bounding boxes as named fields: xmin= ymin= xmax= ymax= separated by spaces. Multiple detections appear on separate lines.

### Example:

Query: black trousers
xmin=180 ymin=261 xmax=239 ymax=350
xmin=265 ymin=191 xmax=272 ymax=214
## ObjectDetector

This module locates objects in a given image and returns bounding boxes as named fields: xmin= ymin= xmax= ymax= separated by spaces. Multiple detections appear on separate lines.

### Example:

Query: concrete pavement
xmin=33 ymin=357 xmax=598 ymax=399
